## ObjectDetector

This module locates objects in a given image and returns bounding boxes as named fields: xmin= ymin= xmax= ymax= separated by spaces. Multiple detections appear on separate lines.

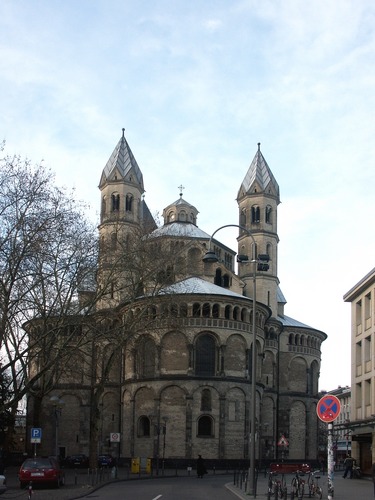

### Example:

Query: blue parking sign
xmin=31 ymin=428 xmax=42 ymax=443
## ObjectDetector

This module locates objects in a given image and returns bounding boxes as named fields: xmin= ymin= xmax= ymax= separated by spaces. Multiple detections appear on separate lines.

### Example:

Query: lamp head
xmin=202 ymin=250 xmax=219 ymax=263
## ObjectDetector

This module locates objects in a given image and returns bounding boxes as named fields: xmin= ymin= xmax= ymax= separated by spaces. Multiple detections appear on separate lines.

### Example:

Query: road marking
xmin=152 ymin=496 xmax=162 ymax=500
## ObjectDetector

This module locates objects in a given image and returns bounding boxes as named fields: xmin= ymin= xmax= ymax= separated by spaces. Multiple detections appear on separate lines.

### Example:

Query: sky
xmin=1 ymin=0 xmax=374 ymax=392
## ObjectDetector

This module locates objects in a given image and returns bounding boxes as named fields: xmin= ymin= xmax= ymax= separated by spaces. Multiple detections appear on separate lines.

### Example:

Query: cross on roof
xmin=178 ymin=184 xmax=185 ymax=197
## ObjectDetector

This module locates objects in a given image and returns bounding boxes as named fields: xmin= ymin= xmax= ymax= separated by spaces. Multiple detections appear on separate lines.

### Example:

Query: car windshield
xmin=22 ymin=458 xmax=53 ymax=469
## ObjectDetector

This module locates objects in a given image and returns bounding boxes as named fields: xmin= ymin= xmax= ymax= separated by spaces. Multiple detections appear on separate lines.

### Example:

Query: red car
xmin=18 ymin=457 xmax=65 ymax=488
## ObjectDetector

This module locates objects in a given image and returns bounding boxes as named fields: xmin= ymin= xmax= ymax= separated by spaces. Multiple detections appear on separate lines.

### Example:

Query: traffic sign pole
xmin=327 ymin=423 xmax=334 ymax=500
xmin=30 ymin=428 xmax=42 ymax=458
xmin=316 ymin=396 xmax=341 ymax=500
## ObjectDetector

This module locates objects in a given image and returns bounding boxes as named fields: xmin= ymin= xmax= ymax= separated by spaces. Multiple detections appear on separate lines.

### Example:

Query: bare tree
xmin=0 ymin=149 xmax=98 ymax=448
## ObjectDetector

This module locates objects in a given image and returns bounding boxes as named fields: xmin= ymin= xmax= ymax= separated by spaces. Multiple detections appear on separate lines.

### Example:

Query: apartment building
xmin=344 ymin=267 xmax=375 ymax=474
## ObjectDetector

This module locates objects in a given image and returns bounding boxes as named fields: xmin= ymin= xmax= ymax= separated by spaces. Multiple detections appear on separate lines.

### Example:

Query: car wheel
xmin=20 ymin=482 xmax=26 ymax=489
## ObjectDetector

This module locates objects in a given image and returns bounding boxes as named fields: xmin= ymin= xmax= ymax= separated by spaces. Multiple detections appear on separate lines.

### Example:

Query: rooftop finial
xmin=257 ymin=142 xmax=261 ymax=151
xmin=178 ymin=184 xmax=185 ymax=197
xmin=122 ymin=128 xmax=125 ymax=138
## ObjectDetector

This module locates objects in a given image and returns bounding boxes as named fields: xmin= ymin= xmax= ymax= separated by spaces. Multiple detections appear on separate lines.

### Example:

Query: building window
xmin=125 ymin=194 xmax=133 ymax=212
xmin=193 ymin=303 xmax=201 ymax=317
xmin=138 ymin=416 xmax=151 ymax=437
xmin=240 ymin=208 xmax=246 ymax=226
xmin=214 ymin=269 xmax=222 ymax=287
xmin=222 ymin=274 xmax=230 ymax=288
xmin=225 ymin=305 xmax=231 ymax=319
xmin=202 ymin=303 xmax=210 ymax=318
xmin=212 ymin=304 xmax=220 ymax=318
xmin=101 ymin=196 xmax=107 ymax=218
xmin=195 ymin=334 xmax=216 ymax=376
xmin=201 ymin=389 xmax=212 ymax=411
xmin=111 ymin=193 xmax=120 ymax=212
xmin=265 ymin=205 xmax=272 ymax=223
xmin=356 ymin=300 xmax=362 ymax=334
xmin=197 ymin=415 xmax=213 ymax=437
xmin=266 ymin=244 xmax=272 ymax=260
xmin=137 ymin=338 xmax=156 ymax=378
xmin=251 ymin=206 xmax=260 ymax=223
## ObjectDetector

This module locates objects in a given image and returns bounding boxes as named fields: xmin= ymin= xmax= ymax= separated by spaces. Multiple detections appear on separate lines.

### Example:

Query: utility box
xmin=131 ymin=458 xmax=140 ymax=473
xmin=131 ymin=457 xmax=151 ymax=474
xmin=140 ymin=457 xmax=151 ymax=473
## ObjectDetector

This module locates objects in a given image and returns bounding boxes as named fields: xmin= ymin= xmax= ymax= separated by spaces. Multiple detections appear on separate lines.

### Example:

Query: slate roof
xmin=100 ymin=129 xmax=144 ymax=190
xmin=150 ymin=222 xmax=211 ymax=239
xmin=238 ymin=143 xmax=279 ymax=197
xmin=160 ymin=277 xmax=248 ymax=300
xmin=277 ymin=286 xmax=287 ymax=304
xmin=277 ymin=314 xmax=326 ymax=338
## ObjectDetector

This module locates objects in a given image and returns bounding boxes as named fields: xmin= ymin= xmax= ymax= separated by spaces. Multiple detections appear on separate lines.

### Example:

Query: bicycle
xmin=267 ymin=471 xmax=277 ymax=500
xmin=290 ymin=470 xmax=306 ymax=500
xmin=267 ymin=471 xmax=287 ymax=500
xmin=307 ymin=470 xmax=322 ymax=499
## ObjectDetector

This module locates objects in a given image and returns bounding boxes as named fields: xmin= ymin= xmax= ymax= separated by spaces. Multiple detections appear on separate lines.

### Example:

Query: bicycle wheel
xmin=314 ymin=486 xmax=322 ymax=499
xmin=267 ymin=479 xmax=275 ymax=500
xmin=274 ymin=485 xmax=279 ymax=500
xmin=290 ymin=478 xmax=297 ymax=500
xmin=297 ymin=481 xmax=305 ymax=499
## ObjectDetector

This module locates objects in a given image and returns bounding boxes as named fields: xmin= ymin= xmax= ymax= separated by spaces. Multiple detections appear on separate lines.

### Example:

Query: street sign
xmin=110 ymin=432 xmax=120 ymax=443
xmin=317 ymin=395 xmax=341 ymax=422
xmin=30 ymin=428 xmax=42 ymax=443
xmin=277 ymin=434 xmax=289 ymax=447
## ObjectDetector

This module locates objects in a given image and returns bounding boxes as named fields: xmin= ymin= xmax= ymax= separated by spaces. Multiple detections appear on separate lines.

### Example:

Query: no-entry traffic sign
xmin=316 ymin=395 xmax=341 ymax=422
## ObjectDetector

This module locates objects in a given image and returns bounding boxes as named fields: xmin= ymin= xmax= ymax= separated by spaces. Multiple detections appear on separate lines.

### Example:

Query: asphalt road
xmin=77 ymin=476 xmax=244 ymax=500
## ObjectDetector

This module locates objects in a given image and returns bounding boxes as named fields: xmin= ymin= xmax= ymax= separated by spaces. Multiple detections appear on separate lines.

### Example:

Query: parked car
xmin=18 ymin=457 xmax=65 ymax=488
xmin=64 ymin=454 xmax=89 ymax=468
xmin=0 ymin=474 xmax=6 ymax=495
xmin=98 ymin=455 xmax=115 ymax=467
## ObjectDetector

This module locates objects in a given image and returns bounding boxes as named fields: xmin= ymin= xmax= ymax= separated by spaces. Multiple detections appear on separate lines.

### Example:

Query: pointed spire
xmin=238 ymin=143 xmax=279 ymax=199
xmin=99 ymin=129 xmax=144 ymax=191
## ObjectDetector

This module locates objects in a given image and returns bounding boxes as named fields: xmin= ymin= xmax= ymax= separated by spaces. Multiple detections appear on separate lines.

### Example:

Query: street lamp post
xmin=161 ymin=417 xmax=168 ymax=474
xmin=151 ymin=416 xmax=168 ymax=476
xmin=202 ymin=224 xmax=269 ymax=497
xmin=50 ymin=395 xmax=65 ymax=459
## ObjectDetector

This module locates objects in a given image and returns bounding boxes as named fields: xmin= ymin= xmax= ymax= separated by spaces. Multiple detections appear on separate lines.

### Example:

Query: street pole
xmin=248 ymin=261 xmax=257 ymax=496
xmin=50 ymin=395 xmax=64 ymax=459
xmin=202 ymin=224 xmax=270 ymax=498
xmin=156 ymin=424 xmax=160 ymax=476
xmin=327 ymin=423 xmax=334 ymax=499
xmin=162 ymin=421 xmax=167 ymax=475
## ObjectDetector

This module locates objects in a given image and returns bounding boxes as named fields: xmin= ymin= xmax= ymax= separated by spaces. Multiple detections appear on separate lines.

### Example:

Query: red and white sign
xmin=317 ymin=395 xmax=341 ymax=423
xmin=278 ymin=434 xmax=289 ymax=447
xmin=110 ymin=432 xmax=120 ymax=443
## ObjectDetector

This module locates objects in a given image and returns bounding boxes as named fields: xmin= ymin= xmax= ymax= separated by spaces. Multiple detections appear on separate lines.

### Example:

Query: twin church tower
xmin=32 ymin=129 xmax=326 ymax=464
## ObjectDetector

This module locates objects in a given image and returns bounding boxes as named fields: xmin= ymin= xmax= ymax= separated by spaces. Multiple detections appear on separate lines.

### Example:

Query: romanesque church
xmin=29 ymin=130 xmax=326 ymax=465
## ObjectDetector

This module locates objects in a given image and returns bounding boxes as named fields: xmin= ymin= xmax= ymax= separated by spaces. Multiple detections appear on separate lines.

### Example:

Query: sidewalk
xmin=227 ymin=471 xmax=374 ymax=499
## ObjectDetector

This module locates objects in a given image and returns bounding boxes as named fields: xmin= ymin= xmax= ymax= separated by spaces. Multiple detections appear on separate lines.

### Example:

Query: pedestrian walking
xmin=343 ymin=454 xmax=354 ymax=479
xmin=197 ymin=454 xmax=207 ymax=478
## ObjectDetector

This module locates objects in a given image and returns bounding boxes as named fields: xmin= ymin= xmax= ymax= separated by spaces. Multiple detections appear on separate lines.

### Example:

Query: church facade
xmin=28 ymin=131 xmax=326 ymax=465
